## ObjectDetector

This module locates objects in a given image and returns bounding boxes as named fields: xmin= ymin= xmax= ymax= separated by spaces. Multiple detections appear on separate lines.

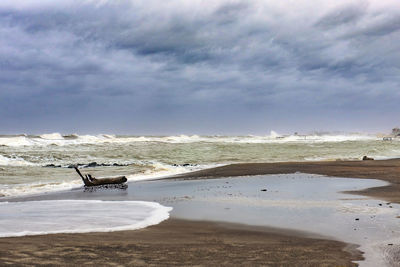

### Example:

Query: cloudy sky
xmin=0 ymin=0 xmax=399 ymax=135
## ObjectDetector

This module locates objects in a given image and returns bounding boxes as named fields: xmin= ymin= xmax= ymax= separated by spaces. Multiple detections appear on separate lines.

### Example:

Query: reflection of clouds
xmin=202 ymin=196 xmax=399 ymax=215
xmin=202 ymin=197 xmax=341 ymax=209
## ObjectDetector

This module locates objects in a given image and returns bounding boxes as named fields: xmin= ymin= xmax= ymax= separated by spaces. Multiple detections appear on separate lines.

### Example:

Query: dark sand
xmin=0 ymin=219 xmax=361 ymax=266
xmin=173 ymin=158 xmax=400 ymax=204
xmin=4 ymin=159 xmax=400 ymax=266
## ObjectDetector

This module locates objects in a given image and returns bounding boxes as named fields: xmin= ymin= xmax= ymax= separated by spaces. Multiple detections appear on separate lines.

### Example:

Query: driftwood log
xmin=74 ymin=167 xmax=127 ymax=186
xmin=362 ymin=156 xmax=374 ymax=161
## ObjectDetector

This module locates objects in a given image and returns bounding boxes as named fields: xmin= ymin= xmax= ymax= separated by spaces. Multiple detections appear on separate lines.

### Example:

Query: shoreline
xmin=3 ymin=159 xmax=400 ymax=266
xmin=172 ymin=158 xmax=400 ymax=203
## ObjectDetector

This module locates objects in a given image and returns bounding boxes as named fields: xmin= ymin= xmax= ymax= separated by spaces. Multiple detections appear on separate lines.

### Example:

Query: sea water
xmin=1 ymin=132 xmax=400 ymax=197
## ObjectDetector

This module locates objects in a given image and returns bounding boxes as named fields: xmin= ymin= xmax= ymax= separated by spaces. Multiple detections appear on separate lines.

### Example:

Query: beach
xmin=0 ymin=219 xmax=361 ymax=266
xmin=2 ymin=159 xmax=400 ymax=266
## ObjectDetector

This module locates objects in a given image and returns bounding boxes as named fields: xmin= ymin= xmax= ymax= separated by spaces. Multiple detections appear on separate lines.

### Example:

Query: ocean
xmin=0 ymin=132 xmax=399 ymax=198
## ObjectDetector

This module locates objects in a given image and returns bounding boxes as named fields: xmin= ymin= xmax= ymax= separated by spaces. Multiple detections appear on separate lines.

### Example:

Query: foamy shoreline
xmin=0 ymin=200 xmax=172 ymax=237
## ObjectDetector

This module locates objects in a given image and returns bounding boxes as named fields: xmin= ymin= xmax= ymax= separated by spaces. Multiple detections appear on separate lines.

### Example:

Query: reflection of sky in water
xmin=130 ymin=174 xmax=400 ymax=267
xmin=159 ymin=174 xmax=398 ymax=240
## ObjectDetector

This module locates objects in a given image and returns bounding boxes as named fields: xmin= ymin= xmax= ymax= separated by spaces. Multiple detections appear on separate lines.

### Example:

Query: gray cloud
xmin=0 ymin=0 xmax=399 ymax=134
xmin=316 ymin=3 xmax=367 ymax=29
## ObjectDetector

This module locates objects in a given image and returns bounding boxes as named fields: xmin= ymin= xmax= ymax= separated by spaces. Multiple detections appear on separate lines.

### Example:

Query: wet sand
xmin=0 ymin=219 xmax=361 ymax=266
xmin=173 ymin=159 xmax=400 ymax=203
xmin=3 ymin=159 xmax=400 ymax=266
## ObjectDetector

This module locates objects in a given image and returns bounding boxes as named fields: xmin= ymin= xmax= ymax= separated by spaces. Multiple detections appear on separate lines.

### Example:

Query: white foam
xmin=0 ymin=155 xmax=35 ymax=166
xmin=0 ymin=132 xmax=381 ymax=147
xmin=39 ymin=133 xmax=64 ymax=140
xmin=0 ymin=136 xmax=34 ymax=147
xmin=0 ymin=200 xmax=172 ymax=237
xmin=269 ymin=130 xmax=281 ymax=138
xmin=0 ymin=180 xmax=82 ymax=197
xmin=126 ymin=162 xmax=220 ymax=182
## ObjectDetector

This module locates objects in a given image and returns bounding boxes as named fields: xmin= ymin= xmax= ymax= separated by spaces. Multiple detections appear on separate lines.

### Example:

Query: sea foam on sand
xmin=0 ymin=200 xmax=172 ymax=237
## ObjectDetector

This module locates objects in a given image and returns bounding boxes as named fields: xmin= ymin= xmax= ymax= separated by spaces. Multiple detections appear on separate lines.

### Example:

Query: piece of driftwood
xmin=362 ymin=155 xmax=374 ymax=161
xmin=74 ymin=167 xmax=127 ymax=186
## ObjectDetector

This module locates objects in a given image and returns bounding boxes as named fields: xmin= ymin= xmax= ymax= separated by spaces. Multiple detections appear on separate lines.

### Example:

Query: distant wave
xmin=0 ymin=133 xmax=117 ymax=147
xmin=0 ymin=155 xmax=36 ymax=167
xmin=39 ymin=133 xmax=64 ymax=140
xmin=0 ymin=180 xmax=82 ymax=198
xmin=0 ymin=131 xmax=382 ymax=147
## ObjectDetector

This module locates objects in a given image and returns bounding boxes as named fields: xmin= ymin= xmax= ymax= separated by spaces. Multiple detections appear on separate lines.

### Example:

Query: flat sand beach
xmin=2 ymin=159 xmax=400 ymax=266
xmin=0 ymin=219 xmax=361 ymax=266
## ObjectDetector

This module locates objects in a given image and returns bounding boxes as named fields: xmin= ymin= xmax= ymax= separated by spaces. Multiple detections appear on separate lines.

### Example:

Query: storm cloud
xmin=0 ymin=0 xmax=399 ymax=134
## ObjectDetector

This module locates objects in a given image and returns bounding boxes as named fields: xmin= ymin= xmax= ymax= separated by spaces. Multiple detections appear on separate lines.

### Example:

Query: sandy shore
xmin=3 ymin=159 xmax=400 ymax=266
xmin=0 ymin=219 xmax=361 ymax=266
xmin=173 ymin=158 xmax=400 ymax=204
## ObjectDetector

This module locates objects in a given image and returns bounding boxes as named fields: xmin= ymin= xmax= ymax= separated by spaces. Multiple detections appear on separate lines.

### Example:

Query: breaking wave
xmin=0 ymin=155 xmax=35 ymax=167
xmin=39 ymin=133 xmax=64 ymax=140
xmin=0 ymin=131 xmax=381 ymax=147
xmin=0 ymin=180 xmax=82 ymax=198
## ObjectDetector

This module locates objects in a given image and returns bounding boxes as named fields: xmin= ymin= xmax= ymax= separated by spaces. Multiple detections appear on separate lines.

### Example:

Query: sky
xmin=0 ymin=0 xmax=399 ymax=135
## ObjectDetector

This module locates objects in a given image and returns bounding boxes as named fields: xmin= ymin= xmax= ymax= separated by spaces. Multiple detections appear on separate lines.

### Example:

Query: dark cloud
xmin=315 ymin=3 xmax=367 ymax=29
xmin=358 ymin=13 xmax=400 ymax=37
xmin=0 ymin=0 xmax=399 ymax=134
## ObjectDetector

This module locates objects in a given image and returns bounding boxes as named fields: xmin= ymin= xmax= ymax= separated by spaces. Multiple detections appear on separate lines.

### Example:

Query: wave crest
xmin=0 ymin=155 xmax=35 ymax=166
xmin=39 ymin=133 xmax=64 ymax=140
xmin=0 ymin=132 xmax=381 ymax=147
